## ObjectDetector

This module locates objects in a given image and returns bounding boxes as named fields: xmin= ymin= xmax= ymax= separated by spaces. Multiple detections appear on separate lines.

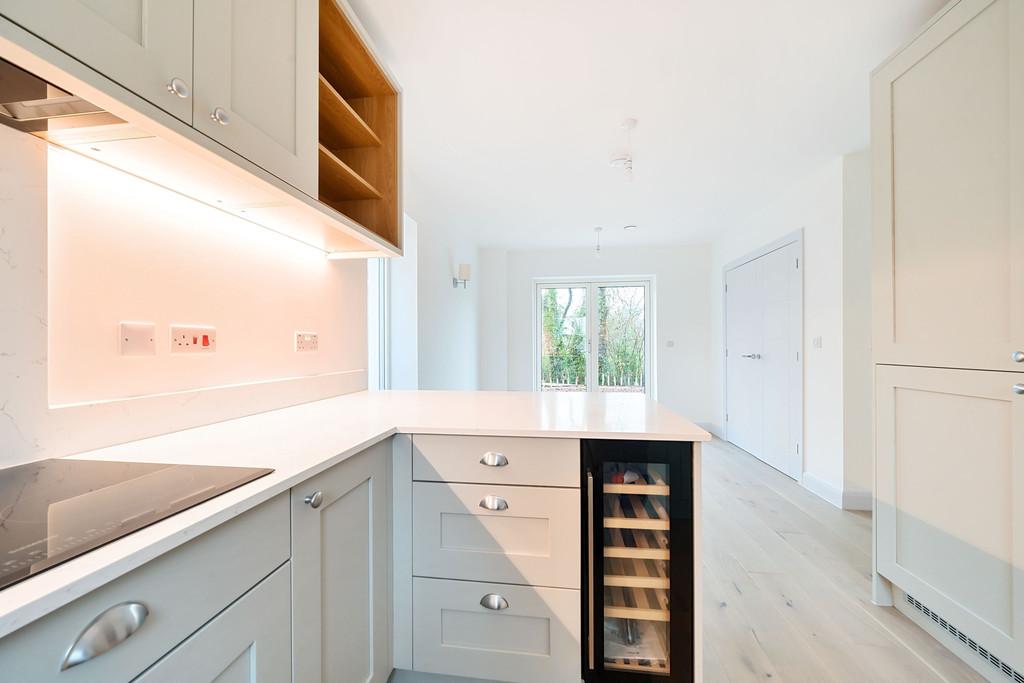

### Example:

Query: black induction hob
xmin=0 ymin=459 xmax=273 ymax=591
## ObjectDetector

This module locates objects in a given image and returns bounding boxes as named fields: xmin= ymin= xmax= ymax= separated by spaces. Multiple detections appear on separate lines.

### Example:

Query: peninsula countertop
xmin=0 ymin=390 xmax=710 ymax=638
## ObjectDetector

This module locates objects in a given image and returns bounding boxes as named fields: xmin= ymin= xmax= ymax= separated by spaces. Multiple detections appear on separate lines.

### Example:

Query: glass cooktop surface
xmin=0 ymin=459 xmax=273 ymax=591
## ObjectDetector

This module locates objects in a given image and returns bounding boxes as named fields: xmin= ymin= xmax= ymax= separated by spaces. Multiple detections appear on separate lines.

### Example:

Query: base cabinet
xmin=292 ymin=440 xmax=392 ymax=683
xmin=875 ymin=364 xmax=1023 ymax=675
xmin=134 ymin=563 xmax=291 ymax=683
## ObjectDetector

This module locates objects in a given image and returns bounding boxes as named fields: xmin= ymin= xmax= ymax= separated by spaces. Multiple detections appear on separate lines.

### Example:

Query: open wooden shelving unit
xmin=318 ymin=0 xmax=401 ymax=251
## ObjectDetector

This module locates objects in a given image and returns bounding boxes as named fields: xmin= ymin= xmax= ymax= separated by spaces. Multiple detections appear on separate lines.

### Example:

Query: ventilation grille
xmin=905 ymin=594 xmax=1023 ymax=683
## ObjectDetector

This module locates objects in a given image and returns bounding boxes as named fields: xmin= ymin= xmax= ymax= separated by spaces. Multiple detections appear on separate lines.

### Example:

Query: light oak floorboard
xmin=703 ymin=438 xmax=985 ymax=683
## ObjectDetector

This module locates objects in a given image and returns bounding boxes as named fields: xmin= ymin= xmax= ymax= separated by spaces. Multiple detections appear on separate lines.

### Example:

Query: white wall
xmin=478 ymin=244 xmax=713 ymax=427
xmin=0 ymin=126 xmax=367 ymax=467
xmin=389 ymin=214 xmax=419 ymax=389
xmin=416 ymin=219 xmax=479 ymax=390
xmin=842 ymin=149 xmax=873 ymax=506
xmin=710 ymin=156 xmax=847 ymax=499
xmin=709 ymin=151 xmax=872 ymax=508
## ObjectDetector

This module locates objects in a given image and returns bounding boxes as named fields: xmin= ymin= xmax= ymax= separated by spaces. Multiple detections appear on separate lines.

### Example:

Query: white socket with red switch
xmin=170 ymin=325 xmax=217 ymax=353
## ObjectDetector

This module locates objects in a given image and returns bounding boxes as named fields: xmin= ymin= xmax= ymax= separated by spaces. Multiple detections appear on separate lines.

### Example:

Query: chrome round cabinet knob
xmin=304 ymin=490 xmax=323 ymax=509
xmin=166 ymin=77 xmax=190 ymax=99
xmin=1013 ymin=384 xmax=1024 ymax=396
xmin=210 ymin=107 xmax=231 ymax=126
xmin=1012 ymin=351 xmax=1024 ymax=363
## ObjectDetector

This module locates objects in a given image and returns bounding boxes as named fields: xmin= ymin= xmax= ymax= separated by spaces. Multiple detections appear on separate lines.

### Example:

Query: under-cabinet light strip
xmin=46 ymin=142 xmax=344 ymax=259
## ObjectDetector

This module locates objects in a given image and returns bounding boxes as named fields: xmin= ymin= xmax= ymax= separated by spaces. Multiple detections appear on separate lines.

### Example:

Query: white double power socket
xmin=294 ymin=331 xmax=319 ymax=352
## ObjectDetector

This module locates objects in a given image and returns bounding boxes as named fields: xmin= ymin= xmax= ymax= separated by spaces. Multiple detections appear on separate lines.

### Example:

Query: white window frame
xmin=532 ymin=276 xmax=655 ymax=397
xmin=367 ymin=257 xmax=390 ymax=390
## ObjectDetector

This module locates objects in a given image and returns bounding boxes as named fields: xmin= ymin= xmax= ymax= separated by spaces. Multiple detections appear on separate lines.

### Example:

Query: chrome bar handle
xmin=61 ymin=602 xmax=149 ymax=670
xmin=587 ymin=470 xmax=595 ymax=671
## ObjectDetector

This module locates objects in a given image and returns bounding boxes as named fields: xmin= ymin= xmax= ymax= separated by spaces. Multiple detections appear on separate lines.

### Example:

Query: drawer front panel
xmin=413 ymin=577 xmax=581 ymax=683
xmin=413 ymin=482 xmax=580 ymax=588
xmin=0 ymin=493 xmax=290 ymax=682
xmin=134 ymin=562 xmax=291 ymax=682
xmin=412 ymin=434 xmax=580 ymax=487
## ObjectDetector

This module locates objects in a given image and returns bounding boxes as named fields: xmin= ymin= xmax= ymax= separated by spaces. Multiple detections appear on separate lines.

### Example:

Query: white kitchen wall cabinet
xmin=291 ymin=439 xmax=392 ymax=683
xmin=875 ymin=364 xmax=1023 ymax=673
xmin=0 ymin=0 xmax=194 ymax=123
xmin=194 ymin=0 xmax=318 ymax=195
xmin=871 ymin=0 xmax=1024 ymax=374
xmin=134 ymin=564 xmax=292 ymax=683
xmin=872 ymin=0 xmax=1024 ymax=678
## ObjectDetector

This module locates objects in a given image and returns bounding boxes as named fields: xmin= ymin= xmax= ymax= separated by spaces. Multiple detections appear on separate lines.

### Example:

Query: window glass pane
xmin=539 ymin=286 xmax=587 ymax=392
xmin=598 ymin=285 xmax=646 ymax=393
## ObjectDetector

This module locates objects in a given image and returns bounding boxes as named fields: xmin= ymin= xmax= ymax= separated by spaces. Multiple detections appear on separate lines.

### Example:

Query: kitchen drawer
xmin=413 ymin=482 xmax=580 ymax=589
xmin=413 ymin=577 xmax=581 ymax=683
xmin=0 ymin=493 xmax=289 ymax=681
xmin=134 ymin=562 xmax=290 ymax=682
xmin=413 ymin=434 xmax=580 ymax=487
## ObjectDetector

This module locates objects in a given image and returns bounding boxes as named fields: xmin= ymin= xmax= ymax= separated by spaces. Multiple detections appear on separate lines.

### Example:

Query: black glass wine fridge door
xmin=582 ymin=440 xmax=694 ymax=682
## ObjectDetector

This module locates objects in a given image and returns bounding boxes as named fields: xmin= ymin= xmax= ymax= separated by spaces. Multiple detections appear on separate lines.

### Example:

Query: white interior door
xmin=726 ymin=240 xmax=803 ymax=479
xmin=725 ymin=259 xmax=764 ymax=456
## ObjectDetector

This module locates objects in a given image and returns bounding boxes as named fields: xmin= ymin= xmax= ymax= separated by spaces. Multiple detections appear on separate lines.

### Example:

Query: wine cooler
xmin=582 ymin=439 xmax=695 ymax=682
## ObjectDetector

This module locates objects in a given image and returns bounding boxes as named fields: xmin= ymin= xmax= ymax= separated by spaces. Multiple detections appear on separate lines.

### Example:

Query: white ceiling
xmin=348 ymin=0 xmax=946 ymax=248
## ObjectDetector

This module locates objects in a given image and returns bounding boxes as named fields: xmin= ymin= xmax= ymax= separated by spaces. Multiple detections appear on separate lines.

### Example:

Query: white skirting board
xmin=800 ymin=472 xmax=844 ymax=509
xmin=799 ymin=473 xmax=872 ymax=511
xmin=841 ymin=487 xmax=873 ymax=511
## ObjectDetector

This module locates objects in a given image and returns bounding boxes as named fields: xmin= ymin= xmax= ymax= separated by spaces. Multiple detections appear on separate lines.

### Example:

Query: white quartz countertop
xmin=0 ymin=390 xmax=708 ymax=638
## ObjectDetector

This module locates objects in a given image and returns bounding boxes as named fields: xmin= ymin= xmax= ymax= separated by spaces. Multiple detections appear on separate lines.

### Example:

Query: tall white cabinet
xmin=872 ymin=0 xmax=1023 ymax=679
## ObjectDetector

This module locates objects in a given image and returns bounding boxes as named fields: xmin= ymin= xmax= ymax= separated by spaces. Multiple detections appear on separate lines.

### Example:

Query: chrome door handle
xmin=479 ymin=451 xmax=509 ymax=467
xmin=304 ymin=490 xmax=323 ymax=508
xmin=1013 ymin=384 xmax=1024 ymax=395
xmin=210 ymin=107 xmax=230 ymax=125
xmin=479 ymin=495 xmax=508 ymax=511
xmin=740 ymin=353 xmax=761 ymax=359
xmin=480 ymin=594 xmax=510 ymax=610
xmin=1012 ymin=351 xmax=1024 ymax=363
xmin=61 ymin=602 xmax=148 ymax=670
xmin=166 ymin=77 xmax=190 ymax=99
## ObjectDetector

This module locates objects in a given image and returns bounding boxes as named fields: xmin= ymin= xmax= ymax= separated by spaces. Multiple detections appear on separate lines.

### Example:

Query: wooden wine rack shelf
xmin=603 ymin=480 xmax=673 ymax=674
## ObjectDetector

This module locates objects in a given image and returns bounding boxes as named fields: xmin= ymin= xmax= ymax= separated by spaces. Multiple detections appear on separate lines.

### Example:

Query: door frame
xmin=532 ymin=276 xmax=656 ymax=397
xmin=722 ymin=229 xmax=804 ymax=474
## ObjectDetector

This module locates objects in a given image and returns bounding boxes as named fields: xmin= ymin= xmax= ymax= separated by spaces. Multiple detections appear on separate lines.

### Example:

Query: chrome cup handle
xmin=61 ymin=602 xmax=149 ymax=670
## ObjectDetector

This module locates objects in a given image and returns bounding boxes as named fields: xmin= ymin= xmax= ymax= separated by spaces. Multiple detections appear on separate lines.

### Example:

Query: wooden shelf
xmin=318 ymin=144 xmax=382 ymax=202
xmin=604 ymin=483 xmax=670 ymax=496
xmin=319 ymin=74 xmax=381 ymax=150
xmin=320 ymin=0 xmax=394 ymax=97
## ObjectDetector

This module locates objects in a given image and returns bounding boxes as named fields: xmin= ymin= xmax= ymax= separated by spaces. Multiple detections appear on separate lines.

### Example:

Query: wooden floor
xmin=702 ymin=438 xmax=984 ymax=683
xmin=393 ymin=438 xmax=985 ymax=683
